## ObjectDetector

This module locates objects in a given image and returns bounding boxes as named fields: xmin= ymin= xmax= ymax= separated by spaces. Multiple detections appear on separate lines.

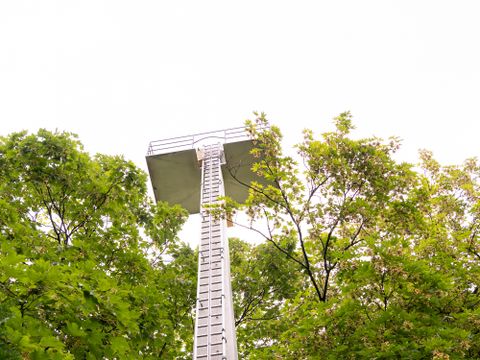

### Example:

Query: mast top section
xmin=145 ymin=126 xmax=267 ymax=214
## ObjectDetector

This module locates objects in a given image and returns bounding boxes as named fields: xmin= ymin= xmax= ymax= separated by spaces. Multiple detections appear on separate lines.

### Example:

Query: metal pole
xmin=193 ymin=143 xmax=238 ymax=360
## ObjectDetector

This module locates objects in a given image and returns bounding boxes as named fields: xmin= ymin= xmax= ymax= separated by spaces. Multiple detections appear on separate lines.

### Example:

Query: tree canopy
xmin=0 ymin=130 xmax=196 ymax=359
xmin=1 ymin=115 xmax=479 ymax=359
xmin=217 ymin=112 xmax=480 ymax=359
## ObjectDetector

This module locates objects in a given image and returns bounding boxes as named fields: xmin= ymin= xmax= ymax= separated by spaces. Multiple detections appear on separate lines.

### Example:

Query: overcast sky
xmin=1 ymin=0 xmax=479 ymax=243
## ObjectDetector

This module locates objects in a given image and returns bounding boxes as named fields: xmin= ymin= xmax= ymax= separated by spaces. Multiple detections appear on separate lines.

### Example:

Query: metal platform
xmin=146 ymin=127 xmax=265 ymax=214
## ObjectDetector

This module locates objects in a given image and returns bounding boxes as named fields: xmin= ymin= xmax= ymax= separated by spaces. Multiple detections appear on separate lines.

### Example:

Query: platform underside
xmin=146 ymin=140 xmax=265 ymax=214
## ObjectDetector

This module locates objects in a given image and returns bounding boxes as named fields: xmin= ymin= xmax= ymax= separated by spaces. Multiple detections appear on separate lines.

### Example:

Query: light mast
xmin=146 ymin=127 xmax=262 ymax=359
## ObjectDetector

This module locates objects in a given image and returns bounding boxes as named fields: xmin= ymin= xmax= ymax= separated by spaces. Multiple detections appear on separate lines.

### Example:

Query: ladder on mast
xmin=194 ymin=143 xmax=238 ymax=360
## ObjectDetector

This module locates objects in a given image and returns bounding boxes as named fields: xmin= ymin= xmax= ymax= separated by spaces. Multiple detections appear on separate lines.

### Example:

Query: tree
xmin=0 ymin=130 xmax=197 ymax=359
xmin=3 ymin=119 xmax=479 ymax=359
xmin=216 ymin=112 xmax=480 ymax=359
xmin=228 ymin=237 xmax=301 ymax=358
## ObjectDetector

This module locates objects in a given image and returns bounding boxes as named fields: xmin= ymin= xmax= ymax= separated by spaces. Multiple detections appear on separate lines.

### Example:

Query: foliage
xmin=2 ymin=117 xmax=480 ymax=359
xmin=218 ymin=112 xmax=480 ymax=359
xmin=229 ymin=237 xmax=301 ymax=358
xmin=0 ymin=130 xmax=196 ymax=359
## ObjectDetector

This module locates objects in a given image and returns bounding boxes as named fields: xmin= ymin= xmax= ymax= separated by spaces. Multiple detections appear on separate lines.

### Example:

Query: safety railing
xmin=146 ymin=126 xmax=251 ymax=156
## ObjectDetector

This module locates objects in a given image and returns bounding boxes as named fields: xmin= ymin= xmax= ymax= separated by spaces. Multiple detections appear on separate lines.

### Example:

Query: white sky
xmin=1 ymin=0 xmax=480 ymax=244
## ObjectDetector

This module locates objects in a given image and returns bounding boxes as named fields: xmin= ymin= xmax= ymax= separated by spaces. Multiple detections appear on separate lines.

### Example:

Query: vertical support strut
xmin=193 ymin=143 xmax=238 ymax=360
